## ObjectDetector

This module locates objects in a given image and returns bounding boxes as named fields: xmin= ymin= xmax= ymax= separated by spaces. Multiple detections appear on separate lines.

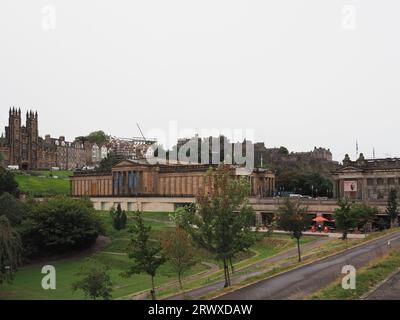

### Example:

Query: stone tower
xmin=8 ymin=107 xmax=22 ymax=166
xmin=26 ymin=110 xmax=39 ymax=169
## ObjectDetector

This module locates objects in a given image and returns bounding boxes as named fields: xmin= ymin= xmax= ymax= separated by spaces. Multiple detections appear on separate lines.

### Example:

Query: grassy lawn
xmin=0 ymin=210 xmax=318 ymax=300
xmin=0 ymin=211 xmax=207 ymax=300
xmin=14 ymin=170 xmax=72 ymax=197
xmin=307 ymin=251 xmax=400 ymax=300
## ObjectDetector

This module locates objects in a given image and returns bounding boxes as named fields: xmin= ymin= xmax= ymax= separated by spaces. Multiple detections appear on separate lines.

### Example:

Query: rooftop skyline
xmin=1 ymin=1 xmax=399 ymax=161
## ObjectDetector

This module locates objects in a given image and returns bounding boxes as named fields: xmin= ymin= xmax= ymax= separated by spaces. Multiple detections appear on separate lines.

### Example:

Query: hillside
xmin=14 ymin=170 xmax=72 ymax=197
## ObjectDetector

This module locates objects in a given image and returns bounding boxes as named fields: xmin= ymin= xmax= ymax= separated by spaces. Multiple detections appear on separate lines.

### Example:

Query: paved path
xmin=166 ymin=237 xmax=330 ymax=300
xmin=365 ymin=269 xmax=400 ymax=300
xmin=216 ymin=232 xmax=400 ymax=300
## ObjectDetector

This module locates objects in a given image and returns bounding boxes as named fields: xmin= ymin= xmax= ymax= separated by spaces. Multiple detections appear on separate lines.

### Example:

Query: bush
xmin=0 ymin=166 xmax=19 ymax=197
xmin=0 ymin=192 xmax=25 ymax=226
xmin=20 ymin=196 xmax=103 ymax=258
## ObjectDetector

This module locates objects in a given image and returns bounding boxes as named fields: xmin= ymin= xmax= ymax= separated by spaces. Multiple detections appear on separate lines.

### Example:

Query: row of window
xmin=367 ymin=177 xmax=400 ymax=186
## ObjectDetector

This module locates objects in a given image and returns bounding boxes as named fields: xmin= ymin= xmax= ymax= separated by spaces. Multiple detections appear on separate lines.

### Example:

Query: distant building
xmin=333 ymin=153 xmax=400 ymax=201
xmin=0 ymin=108 xmax=104 ymax=170
xmin=253 ymin=143 xmax=334 ymax=167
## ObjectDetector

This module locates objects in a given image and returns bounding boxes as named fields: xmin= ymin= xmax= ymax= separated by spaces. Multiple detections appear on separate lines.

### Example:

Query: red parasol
xmin=312 ymin=216 xmax=329 ymax=222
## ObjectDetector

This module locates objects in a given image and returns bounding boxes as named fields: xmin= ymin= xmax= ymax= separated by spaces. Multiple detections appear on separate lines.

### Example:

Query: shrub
xmin=20 ymin=196 xmax=103 ymax=258
xmin=0 ymin=192 xmax=25 ymax=226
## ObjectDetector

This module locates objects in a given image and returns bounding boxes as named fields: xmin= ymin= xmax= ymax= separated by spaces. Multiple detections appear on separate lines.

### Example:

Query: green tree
xmin=0 ymin=192 xmax=25 ymax=226
xmin=162 ymin=226 xmax=195 ymax=290
xmin=20 ymin=196 xmax=103 ymax=257
xmin=123 ymin=211 xmax=165 ymax=300
xmin=95 ymin=152 xmax=119 ymax=173
xmin=110 ymin=204 xmax=127 ymax=231
xmin=0 ymin=216 xmax=22 ymax=285
xmin=75 ymin=131 xmax=109 ymax=146
xmin=72 ymin=258 xmax=113 ymax=300
xmin=179 ymin=165 xmax=256 ymax=287
xmin=333 ymin=198 xmax=357 ymax=240
xmin=386 ymin=189 xmax=398 ymax=228
xmin=276 ymin=198 xmax=310 ymax=262
xmin=0 ymin=166 xmax=19 ymax=197
xmin=352 ymin=202 xmax=378 ymax=234
xmin=86 ymin=131 xmax=109 ymax=145
xmin=278 ymin=146 xmax=289 ymax=155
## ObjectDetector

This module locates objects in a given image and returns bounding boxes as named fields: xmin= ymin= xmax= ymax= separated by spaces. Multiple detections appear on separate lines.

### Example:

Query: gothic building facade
xmin=0 ymin=108 xmax=106 ymax=170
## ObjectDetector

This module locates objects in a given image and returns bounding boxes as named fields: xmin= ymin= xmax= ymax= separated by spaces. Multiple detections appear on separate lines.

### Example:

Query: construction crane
xmin=136 ymin=123 xmax=146 ymax=141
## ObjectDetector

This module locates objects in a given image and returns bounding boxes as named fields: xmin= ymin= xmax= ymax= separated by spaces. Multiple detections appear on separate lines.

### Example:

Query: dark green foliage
xmin=334 ymin=200 xmax=378 ymax=239
xmin=386 ymin=189 xmax=398 ymax=227
xmin=72 ymin=258 xmax=112 ymax=300
xmin=276 ymin=198 xmax=311 ymax=262
xmin=95 ymin=152 xmax=119 ymax=173
xmin=0 ymin=192 xmax=25 ymax=226
xmin=123 ymin=211 xmax=165 ymax=300
xmin=110 ymin=204 xmax=127 ymax=231
xmin=20 ymin=196 xmax=103 ymax=257
xmin=75 ymin=131 xmax=109 ymax=145
xmin=0 ymin=216 xmax=22 ymax=285
xmin=352 ymin=202 xmax=378 ymax=233
xmin=276 ymin=170 xmax=333 ymax=197
xmin=333 ymin=199 xmax=357 ymax=240
xmin=278 ymin=146 xmax=289 ymax=155
xmin=0 ymin=166 xmax=19 ymax=197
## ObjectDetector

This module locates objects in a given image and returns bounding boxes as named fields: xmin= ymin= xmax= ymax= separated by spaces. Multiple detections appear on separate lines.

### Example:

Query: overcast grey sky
xmin=1 ymin=1 xmax=399 ymax=161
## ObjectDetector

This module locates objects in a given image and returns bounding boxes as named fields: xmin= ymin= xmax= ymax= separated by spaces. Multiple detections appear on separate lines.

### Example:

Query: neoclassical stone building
xmin=70 ymin=159 xmax=276 ymax=200
xmin=333 ymin=153 xmax=400 ymax=201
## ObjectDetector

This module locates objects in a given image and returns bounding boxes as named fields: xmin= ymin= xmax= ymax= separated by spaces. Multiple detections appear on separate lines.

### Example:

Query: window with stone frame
xmin=388 ymin=178 xmax=395 ymax=185
xmin=377 ymin=178 xmax=384 ymax=186
xmin=367 ymin=178 xmax=374 ymax=186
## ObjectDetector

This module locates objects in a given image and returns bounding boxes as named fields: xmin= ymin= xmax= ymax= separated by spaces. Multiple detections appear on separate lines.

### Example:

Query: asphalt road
xmin=216 ymin=231 xmax=400 ymax=300
xmin=365 ymin=270 xmax=400 ymax=300
xmin=166 ymin=237 xmax=329 ymax=300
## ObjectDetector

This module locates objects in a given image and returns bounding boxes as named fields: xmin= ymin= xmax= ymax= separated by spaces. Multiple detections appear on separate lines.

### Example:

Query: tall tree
xmin=276 ymin=198 xmax=310 ymax=262
xmin=386 ymin=189 xmax=398 ymax=228
xmin=179 ymin=165 xmax=256 ymax=287
xmin=162 ymin=226 xmax=195 ymax=290
xmin=72 ymin=258 xmax=113 ymax=300
xmin=123 ymin=212 xmax=165 ymax=300
xmin=333 ymin=198 xmax=357 ymax=240
xmin=0 ymin=216 xmax=22 ymax=285
xmin=110 ymin=204 xmax=127 ymax=231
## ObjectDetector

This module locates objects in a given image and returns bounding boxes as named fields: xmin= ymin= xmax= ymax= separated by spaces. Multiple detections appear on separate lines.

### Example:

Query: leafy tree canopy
xmin=0 ymin=166 xmax=19 ymax=197
xmin=20 ymin=196 xmax=103 ymax=257
xmin=72 ymin=258 xmax=112 ymax=300
xmin=75 ymin=130 xmax=109 ymax=145
xmin=0 ymin=192 xmax=25 ymax=226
